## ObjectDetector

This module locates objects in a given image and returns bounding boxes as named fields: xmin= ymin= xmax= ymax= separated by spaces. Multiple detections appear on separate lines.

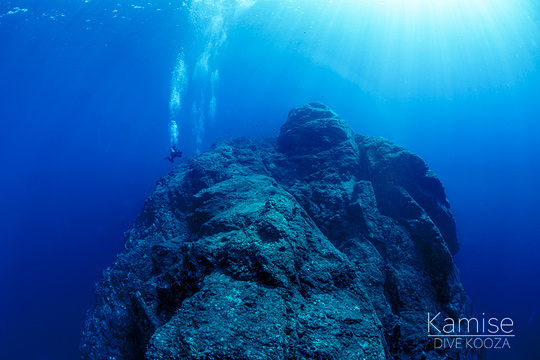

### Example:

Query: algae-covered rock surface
xmin=81 ymin=103 xmax=483 ymax=360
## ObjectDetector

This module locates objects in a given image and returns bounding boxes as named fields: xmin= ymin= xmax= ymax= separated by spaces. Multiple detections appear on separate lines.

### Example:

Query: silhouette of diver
xmin=164 ymin=145 xmax=182 ymax=163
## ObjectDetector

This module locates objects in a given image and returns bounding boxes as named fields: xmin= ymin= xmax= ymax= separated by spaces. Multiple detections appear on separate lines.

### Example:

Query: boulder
xmin=81 ymin=103 xmax=482 ymax=360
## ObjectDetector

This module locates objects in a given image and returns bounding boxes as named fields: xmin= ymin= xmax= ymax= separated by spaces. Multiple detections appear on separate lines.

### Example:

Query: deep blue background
xmin=1 ymin=1 xmax=539 ymax=359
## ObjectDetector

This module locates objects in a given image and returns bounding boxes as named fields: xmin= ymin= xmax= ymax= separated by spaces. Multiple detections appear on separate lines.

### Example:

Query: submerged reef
xmin=81 ymin=103 xmax=483 ymax=359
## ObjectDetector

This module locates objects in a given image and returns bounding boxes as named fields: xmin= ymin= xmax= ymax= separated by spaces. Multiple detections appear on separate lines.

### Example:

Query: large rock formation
xmin=81 ymin=103 xmax=482 ymax=359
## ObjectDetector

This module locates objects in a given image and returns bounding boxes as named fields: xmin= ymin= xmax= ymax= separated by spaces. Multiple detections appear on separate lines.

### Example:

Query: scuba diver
xmin=164 ymin=145 xmax=182 ymax=163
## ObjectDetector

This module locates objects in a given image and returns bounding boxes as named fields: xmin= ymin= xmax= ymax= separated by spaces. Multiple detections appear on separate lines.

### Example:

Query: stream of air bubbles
xmin=168 ymin=0 xmax=256 ymax=155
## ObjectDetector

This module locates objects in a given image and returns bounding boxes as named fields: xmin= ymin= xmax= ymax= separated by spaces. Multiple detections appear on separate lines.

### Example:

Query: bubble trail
xmin=169 ymin=0 xmax=258 ymax=153
xmin=169 ymin=53 xmax=188 ymax=147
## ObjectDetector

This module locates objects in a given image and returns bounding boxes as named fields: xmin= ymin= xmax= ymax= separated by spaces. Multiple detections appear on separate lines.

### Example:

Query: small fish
xmin=528 ymin=307 xmax=537 ymax=325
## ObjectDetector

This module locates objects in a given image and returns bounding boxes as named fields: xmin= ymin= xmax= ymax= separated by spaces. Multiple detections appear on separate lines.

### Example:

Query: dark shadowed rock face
xmin=81 ymin=103 xmax=482 ymax=360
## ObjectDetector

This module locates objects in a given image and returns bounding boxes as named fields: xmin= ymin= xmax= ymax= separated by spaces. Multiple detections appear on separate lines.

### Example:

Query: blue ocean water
xmin=1 ymin=0 xmax=539 ymax=359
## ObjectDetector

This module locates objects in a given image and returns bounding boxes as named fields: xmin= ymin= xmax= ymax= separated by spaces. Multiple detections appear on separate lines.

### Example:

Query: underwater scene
xmin=1 ymin=0 xmax=539 ymax=359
